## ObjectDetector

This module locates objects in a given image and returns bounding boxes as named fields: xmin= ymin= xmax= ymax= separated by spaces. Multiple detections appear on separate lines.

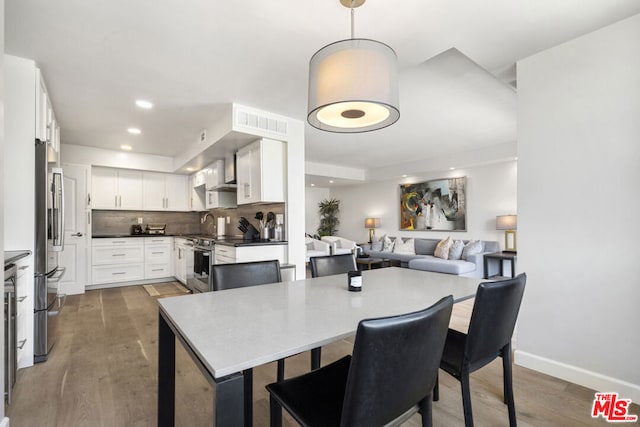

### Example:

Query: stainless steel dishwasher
xmin=4 ymin=264 xmax=17 ymax=405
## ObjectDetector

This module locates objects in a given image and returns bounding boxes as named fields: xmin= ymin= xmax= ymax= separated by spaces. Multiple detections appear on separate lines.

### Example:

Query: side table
xmin=483 ymin=252 xmax=517 ymax=279
xmin=356 ymin=257 xmax=386 ymax=271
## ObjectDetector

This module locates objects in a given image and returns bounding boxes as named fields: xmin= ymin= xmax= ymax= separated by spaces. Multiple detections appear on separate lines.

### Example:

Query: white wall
xmin=305 ymin=186 xmax=330 ymax=236
xmin=330 ymin=161 xmax=517 ymax=244
xmin=61 ymin=143 xmax=176 ymax=172
xmin=516 ymin=14 xmax=640 ymax=401
xmin=0 ymin=1 xmax=6 ymax=421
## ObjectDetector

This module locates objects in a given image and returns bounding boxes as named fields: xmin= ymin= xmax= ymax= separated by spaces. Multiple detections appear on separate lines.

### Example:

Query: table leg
xmin=499 ymin=259 xmax=504 ymax=277
xmin=243 ymin=369 xmax=253 ymax=427
xmin=214 ymin=373 xmax=245 ymax=426
xmin=510 ymin=260 xmax=516 ymax=278
xmin=483 ymin=257 xmax=489 ymax=279
xmin=158 ymin=313 xmax=176 ymax=427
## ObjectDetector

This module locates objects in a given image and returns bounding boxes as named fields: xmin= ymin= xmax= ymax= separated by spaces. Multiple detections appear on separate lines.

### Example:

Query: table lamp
xmin=496 ymin=215 xmax=517 ymax=253
xmin=364 ymin=218 xmax=381 ymax=243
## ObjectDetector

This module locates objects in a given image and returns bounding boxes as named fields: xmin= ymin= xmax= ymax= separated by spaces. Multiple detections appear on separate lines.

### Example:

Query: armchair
xmin=321 ymin=236 xmax=357 ymax=256
xmin=305 ymin=237 xmax=331 ymax=262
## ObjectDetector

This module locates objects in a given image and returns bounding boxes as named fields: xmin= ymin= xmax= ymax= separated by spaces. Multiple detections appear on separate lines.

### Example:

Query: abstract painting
xmin=399 ymin=177 xmax=466 ymax=231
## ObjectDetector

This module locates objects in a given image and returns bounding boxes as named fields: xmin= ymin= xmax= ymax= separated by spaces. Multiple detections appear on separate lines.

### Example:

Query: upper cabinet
xmin=236 ymin=138 xmax=284 ymax=205
xmin=142 ymin=172 xmax=188 ymax=211
xmin=91 ymin=167 xmax=143 ymax=210
xmin=92 ymin=168 xmax=189 ymax=211
xmin=35 ymin=70 xmax=59 ymax=163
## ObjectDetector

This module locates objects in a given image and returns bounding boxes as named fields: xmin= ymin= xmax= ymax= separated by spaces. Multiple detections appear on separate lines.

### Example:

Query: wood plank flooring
xmin=6 ymin=284 xmax=638 ymax=426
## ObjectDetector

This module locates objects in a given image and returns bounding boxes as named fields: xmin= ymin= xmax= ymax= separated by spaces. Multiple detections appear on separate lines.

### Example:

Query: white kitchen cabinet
xmin=214 ymin=244 xmax=286 ymax=264
xmin=15 ymin=256 xmax=34 ymax=369
xmin=144 ymin=237 xmax=173 ymax=279
xmin=165 ymin=174 xmax=188 ymax=211
xmin=189 ymin=176 xmax=206 ymax=211
xmin=142 ymin=172 xmax=188 ymax=211
xmin=174 ymin=238 xmax=194 ymax=285
xmin=91 ymin=167 xmax=143 ymax=210
xmin=91 ymin=238 xmax=144 ymax=284
xmin=236 ymin=138 xmax=284 ymax=205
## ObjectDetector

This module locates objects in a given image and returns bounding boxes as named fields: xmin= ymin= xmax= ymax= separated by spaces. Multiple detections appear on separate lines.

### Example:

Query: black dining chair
xmin=266 ymin=295 xmax=454 ymax=427
xmin=211 ymin=259 xmax=282 ymax=291
xmin=434 ymin=273 xmax=527 ymax=427
xmin=309 ymin=253 xmax=357 ymax=278
xmin=308 ymin=253 xmax=358 ymax=370
xmin=210 ymin=260 xmax=284 ymax=426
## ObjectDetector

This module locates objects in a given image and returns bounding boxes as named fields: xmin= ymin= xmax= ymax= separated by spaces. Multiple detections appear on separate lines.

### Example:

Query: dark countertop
xmin=91 ymin=234 xmax=287 ymax=246
xmin=214 ymin=239 xmax=288 ymax=247
xmin=4 ymin=250 xmax=32 ymax=266
xmin=92 ymin=234 xmax=183 ymax=238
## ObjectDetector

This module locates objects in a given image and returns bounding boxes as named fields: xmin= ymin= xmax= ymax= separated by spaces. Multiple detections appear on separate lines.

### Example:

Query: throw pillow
xmin=448 ymin=240 xmax=465 ymax=260
xmin=461 ymin=240 xmax=483 ymax=260
xmin=393 ymin=238 xmax=416 ymax=255
xmin=434 ymin=237 xmax=453 ymax=259
xmin=371 ymin=241 xmax=383 ymax=251
xmin=382 ymin=235 xmax=395 ymax=252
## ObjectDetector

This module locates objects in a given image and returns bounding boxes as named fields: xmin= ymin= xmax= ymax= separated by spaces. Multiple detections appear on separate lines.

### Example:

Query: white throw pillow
xmin=448 ymin=240 xmax=465 ymax=260
xmin=434 ymin=237 xmax=453 ymax=259
xmin=461 ymin=240 xmax=483 ymax=260
xmin=393 ymin=238 xmax=415 ymax=255
xmin=382 ymin=235 xmax=395 ymax=252
xmin=371 ymin=241 xmax=383 ymax=251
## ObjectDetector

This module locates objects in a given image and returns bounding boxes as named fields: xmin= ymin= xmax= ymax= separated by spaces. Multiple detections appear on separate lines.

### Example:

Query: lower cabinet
xmin=144 ymin=237 xmax=173 ymax=280
xmin=91 ymin=237 xmax=173 ymax=285
xmin=15 ymin=256 xmax=33 ymax=369
xmin=214 ymin=244 xmax=286 ymax=264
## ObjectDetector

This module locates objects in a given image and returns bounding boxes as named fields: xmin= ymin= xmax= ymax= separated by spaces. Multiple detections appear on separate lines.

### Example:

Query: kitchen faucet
xmin=201 ymin=212 xmax=213 ymax=224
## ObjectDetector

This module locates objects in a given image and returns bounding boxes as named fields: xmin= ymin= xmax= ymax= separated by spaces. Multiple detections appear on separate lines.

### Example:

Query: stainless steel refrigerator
xmin=34 ymin=139 xmax=66 ymax=363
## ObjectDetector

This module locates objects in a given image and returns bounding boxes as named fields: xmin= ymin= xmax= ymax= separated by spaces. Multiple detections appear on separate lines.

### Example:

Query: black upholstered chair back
xmin=340 ymin=295 xmax=453 ymax=426
xmin=310 ymin=254 xmax=357 ymax=278
xmin=465 ymin=273 xmax=527 ymax=369
xmin=211 ymin=260 xmax=282 ymax=291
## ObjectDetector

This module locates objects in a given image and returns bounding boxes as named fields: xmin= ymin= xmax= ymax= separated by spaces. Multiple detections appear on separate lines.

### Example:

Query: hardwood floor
xmin=7 ymin=285 xmax=637 ymax=426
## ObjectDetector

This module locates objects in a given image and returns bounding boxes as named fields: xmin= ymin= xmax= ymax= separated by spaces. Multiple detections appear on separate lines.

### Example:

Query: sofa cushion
xmin=408 ymin=257 xmax=477 ymax=275
xmin=393 ymin=238 xmax=415 ymax=255
xmin=434 ymin=237 xmax=453 ymax=259
xmin=371 ymin=240 xmax=383 ymax=251
xmin=462 ymin=240 xmax=483 ymax=260
xmin=448 ymin=240 xmax=465 ymax=260
xmin=382 ymin=235 xmax=395 ymax=252
xmin=415 ymin=239 xmax=439 ymax=255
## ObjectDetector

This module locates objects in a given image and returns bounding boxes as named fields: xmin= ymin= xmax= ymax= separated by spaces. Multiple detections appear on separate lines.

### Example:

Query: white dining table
xmin=157 ymin=267 xmax=481 ymax=427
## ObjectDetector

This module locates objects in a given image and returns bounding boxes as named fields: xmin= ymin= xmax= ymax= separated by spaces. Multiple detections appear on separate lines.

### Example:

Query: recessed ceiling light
xmin=310 ymin=183 xmax=315 ymax=187
xmin=514 ymin=157 xmax=518 ymax=160
xmin=186 ymin=167 xmax=194 ymax=172
xmin=449 ymin=167 xmax=455 ymax=170
xmin=135 ymin=99 xmax=154 ymax=109
xmin=402 ymin=174 xmax=407 ymax=178
xmin=120 ymin=144 xmax=132 ymax=151
xmin=127 ymin=127 xmax=142 ymax=135
xmin=329 ymin=180 xmax=334 ymax=184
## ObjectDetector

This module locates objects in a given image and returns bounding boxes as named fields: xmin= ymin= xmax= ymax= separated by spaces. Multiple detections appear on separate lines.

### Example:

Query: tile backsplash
xmin=92 ymin=210 xmax=201 ymax=236
xmin=91 ymin=204 xmax=286 ymax=238
xmin=200 ymin=203 xmax=285 ymax=238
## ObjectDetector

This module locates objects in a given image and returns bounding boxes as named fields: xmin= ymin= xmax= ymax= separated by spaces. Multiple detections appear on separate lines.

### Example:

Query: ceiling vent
xmin=235 ymin=109 xmax=288 ymax=136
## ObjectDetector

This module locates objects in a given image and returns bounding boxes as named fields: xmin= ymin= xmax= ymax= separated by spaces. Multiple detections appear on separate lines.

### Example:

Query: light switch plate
xmin=226 ymin=216 xmax=230 ymax=224
xmin=137 ymin=217 xmax=143 ymax=224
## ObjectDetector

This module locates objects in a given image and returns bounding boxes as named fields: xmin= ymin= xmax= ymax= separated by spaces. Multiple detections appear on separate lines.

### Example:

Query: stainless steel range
xmin=187 ymin=236 xmax=215 ymax=293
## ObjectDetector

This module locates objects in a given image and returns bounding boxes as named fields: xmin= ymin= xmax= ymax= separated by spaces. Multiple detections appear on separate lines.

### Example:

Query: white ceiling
xmin=6 ymin=1 xmax=640 ymax=174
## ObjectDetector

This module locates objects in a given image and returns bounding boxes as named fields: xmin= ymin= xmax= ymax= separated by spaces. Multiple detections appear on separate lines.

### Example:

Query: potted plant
xmin=317 ymin=198 xmax=340 ymax=237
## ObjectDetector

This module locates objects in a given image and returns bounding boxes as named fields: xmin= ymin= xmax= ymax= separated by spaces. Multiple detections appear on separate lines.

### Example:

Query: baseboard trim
xmin=515 ymin=350 xmax=640 ymax=403
xmin=86 ymin=277 xmax=176 ymax=291
xmin=0 ymin=416 xmax=10 ymax=427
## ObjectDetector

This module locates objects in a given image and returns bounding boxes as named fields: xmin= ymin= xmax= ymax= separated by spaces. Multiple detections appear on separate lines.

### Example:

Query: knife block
xmin=242 ymin=224 xmax=259 ymax=240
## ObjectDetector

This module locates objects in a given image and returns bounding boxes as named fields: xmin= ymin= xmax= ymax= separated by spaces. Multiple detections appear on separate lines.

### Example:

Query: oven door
xmin=191 ymin=248 xmax=211 ymax=293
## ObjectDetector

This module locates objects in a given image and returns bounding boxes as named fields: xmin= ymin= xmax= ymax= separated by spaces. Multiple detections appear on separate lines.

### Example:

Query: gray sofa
xmin=362 ymin=237 xmax=498 ymax=278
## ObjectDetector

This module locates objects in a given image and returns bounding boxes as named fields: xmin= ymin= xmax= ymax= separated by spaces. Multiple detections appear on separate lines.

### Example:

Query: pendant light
xmin=307 ymin=0 xmax=400 ymax=133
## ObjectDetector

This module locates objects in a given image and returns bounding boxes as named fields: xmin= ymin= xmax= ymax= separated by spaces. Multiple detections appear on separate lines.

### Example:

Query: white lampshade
xmin=364 ymin=217 xmax=381 ymax=228
xmin=496 ymin=215 xmax=517 ymax=230
xmin=308 ymin=38 xmax=400 ymax=133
